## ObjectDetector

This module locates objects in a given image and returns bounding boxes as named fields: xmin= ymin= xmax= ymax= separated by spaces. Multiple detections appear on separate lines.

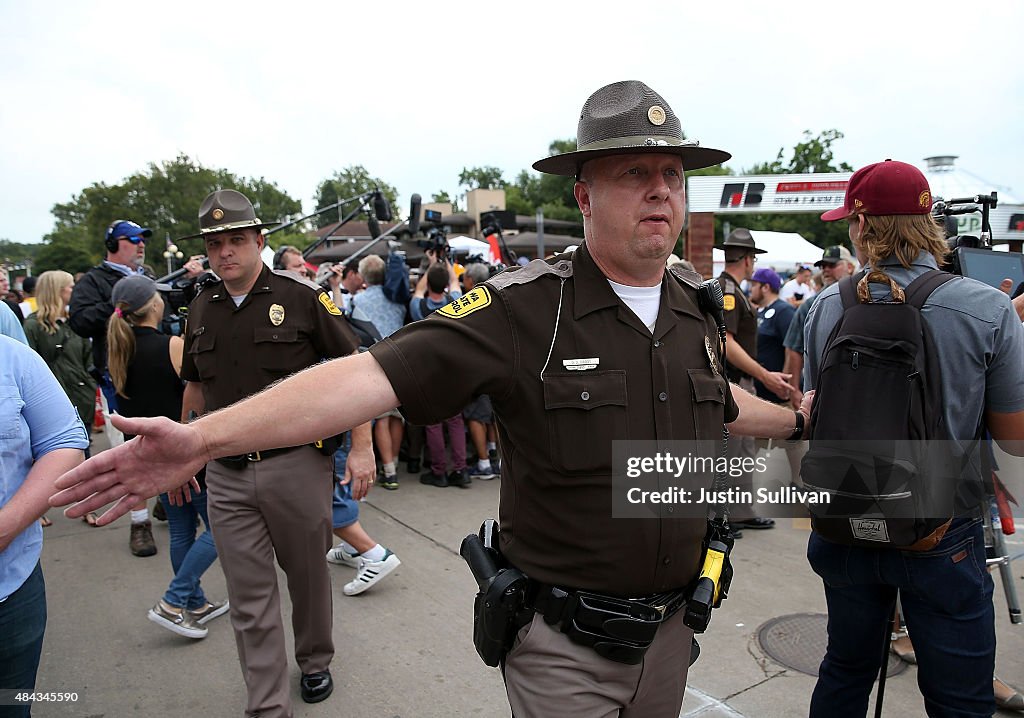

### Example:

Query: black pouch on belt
xmin=562 ymin=592 xmax=662 ymax=665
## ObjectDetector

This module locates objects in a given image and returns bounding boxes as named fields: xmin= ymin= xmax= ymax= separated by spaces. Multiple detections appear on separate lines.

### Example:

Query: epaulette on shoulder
xmin=487 ymin=255 xmax=573 ymax=291
xmin=720 ymin=275 xmax=737 ymax=294
xmin=192 ymin=272 xmax=222 ymax=296
xmin=271 ymin=268 xmax=323 ymax=292
xmin=668 ymin=264 xmax=702 ymax=290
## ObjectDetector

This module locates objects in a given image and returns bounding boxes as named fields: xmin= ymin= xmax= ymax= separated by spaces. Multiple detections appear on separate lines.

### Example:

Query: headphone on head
xmin=105 ymin=219 xmax=127 ymax=253
xmin=273 ymin=246 xmax=296 ymax=270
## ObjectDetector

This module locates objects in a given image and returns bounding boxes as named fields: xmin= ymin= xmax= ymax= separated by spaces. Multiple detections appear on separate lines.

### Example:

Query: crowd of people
xmin=3 ymin=78 xmax=1024 ymax=718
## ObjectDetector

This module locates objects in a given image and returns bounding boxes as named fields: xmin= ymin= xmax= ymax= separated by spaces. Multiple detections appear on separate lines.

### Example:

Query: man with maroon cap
xmin=804 ymin=160 xmax=1024 ymax=716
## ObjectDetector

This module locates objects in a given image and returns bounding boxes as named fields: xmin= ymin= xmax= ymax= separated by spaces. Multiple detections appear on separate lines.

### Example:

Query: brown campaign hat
xmin=719 ymin=227 xmax=766 ymax=255
xmin=532 ymin=81 xmax=731 ymax=176
xmin=181 ymin=189 xmax=278 ymax=240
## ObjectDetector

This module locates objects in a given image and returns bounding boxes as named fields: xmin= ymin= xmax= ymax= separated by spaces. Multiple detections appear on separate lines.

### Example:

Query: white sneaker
xmin=343 ymin=550 xmax=401 ymax=596
xmin=326 ymin=544 xmax=361 ymax=568
xmin=148 ymin=600 xmax=208 ymax=639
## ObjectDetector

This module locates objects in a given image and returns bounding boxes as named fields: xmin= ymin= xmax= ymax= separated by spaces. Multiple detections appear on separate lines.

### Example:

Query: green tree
xmin=430 ymin=191 xmax=460 ymax=213
xmin=727 ymin=129 xmax=854 ymax=249
xmin=0 ymin=239 xmax=43 ymax=267
xmin=458 ymin=166 xmax=507 ymax=190
xmin=313 ymin=166 xmax=399 ymax=229
xmin=43 ymin=154 xmax=303 ymax=267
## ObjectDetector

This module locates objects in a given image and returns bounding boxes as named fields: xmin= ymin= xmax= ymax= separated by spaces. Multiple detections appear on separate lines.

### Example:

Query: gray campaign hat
xmin=181 ymin=189 xmax=277 ymax=240
xmin=532 ymin=81 xmax=731 ymax=176
xmin=719 ymin=228 xmax=767 ymax=255
xmin=110 ymin=275 xmax=171 ymax=315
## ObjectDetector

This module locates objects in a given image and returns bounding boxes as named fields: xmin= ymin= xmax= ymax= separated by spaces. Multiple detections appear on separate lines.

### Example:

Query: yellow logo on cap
xmin=648 ymin=105 xmax=666 ymax=126
xmin=723 ymin=295 xmax=736 ymax=311
xmin=212 ymin=208 xmax=225 ymax=221
xmin=854 ymin=199 xmax=864 ymax=210
xmin=436 ymin=286 xmax=492 ymax=319
xmin=919 ymin=190 xmax=931 ymax=208
xmin=269 ymin=303 xmax=285 ymax=326
xmin=318 ymin=292 xmax=342 ymax=316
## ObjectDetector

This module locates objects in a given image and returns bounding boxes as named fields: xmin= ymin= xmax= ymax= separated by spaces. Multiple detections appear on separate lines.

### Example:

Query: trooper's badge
xmin=437 ymin=286 xmax=491 ymax=319
xmin=318 ymin=293 xmax=342 ymax=316
xmin=269 ymin=303 xmax=285 ymax=326
xmin=212 ymin=208 xmax=225 ymax=221
xmin=705 ymin=336 xmax=719 ymax=375
xmin=723 ymin=294 xmax=736 ymax=311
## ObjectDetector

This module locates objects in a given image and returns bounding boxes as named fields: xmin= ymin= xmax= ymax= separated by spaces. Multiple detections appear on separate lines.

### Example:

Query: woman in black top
xmin=107 ymin=276 xmax=227 ymax=640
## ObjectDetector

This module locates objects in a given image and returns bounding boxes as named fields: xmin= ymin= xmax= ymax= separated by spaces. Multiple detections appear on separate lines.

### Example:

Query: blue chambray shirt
xmin=0 ymin=301 xmax=27 ymax=344
xmin=1 ymin=335 xmax=90 ymax=601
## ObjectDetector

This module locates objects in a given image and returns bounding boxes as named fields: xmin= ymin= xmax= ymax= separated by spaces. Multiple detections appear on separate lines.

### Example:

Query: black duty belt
xmin=523 ymin=582 xmax=689 ymax=665
xmin=215 ymin=446 xmax=300 ymax=469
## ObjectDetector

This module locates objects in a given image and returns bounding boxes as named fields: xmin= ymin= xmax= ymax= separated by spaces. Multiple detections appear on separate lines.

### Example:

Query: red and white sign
xmin=688 ymin=172 xmax=853 ymax=214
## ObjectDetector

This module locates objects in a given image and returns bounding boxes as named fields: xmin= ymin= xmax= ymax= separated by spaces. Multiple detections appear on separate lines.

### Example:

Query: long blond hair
xmin=856 ymin=213 xmax=949 ymax=270
xmin=34 ymin=270 xmax=74 ymax=334
xmin=106 ymin=294 xmax=159 ymax=397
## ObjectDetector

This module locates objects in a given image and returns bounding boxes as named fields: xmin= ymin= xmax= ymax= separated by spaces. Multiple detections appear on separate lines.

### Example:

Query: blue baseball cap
xmin=106 ymin=220 xmax=153 ymax=243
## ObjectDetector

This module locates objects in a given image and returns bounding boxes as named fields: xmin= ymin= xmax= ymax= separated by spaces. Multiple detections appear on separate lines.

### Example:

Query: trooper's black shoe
xmin=447 ymin=469 xmax=471 ymax=489
xmin=732 ymin=517 xmax=775 ymax=530
xmin=419 ymin=471 xmax=448 ymax=487
xmin=300 ymin=670 xmax=333 ymax=704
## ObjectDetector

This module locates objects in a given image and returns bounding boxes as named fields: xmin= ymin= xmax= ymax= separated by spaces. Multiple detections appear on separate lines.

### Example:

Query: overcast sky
xmin=2 ymin=0 xmax=1021 ymax=245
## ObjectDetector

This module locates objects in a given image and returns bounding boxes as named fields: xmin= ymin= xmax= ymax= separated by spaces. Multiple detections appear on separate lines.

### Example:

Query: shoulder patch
xmin=318 ymin=292 xmax=342 ymax=316
xmin=723 ymin=295 xmax=736 ymax=311
xmin=487 ymin=257 xmax=573 ymax=291
xmin=719 ymin=276 xmax=737 ymax=294
xmin=436 ymin=286 xmax=492 ymax=319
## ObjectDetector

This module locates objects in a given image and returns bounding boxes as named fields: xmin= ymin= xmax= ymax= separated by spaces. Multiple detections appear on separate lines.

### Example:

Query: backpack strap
xmin=903 ymin=269 xmax=957 ymax=309
xmin=837 ymin=272 xmax=864 ymax=310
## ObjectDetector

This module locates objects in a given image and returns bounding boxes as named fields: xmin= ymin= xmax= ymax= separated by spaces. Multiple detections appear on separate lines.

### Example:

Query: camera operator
xmin=804 ymin=160 xmax=1024 ymax=717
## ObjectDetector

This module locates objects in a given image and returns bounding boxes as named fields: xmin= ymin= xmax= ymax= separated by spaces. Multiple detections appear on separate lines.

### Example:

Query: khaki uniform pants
xmin=206 ymin=447 xmax=335 ymax=718
xmin=727 ymin=377 xmax=759 ymax=521
xmin=504 ymin=612 xmax=694 ymax=717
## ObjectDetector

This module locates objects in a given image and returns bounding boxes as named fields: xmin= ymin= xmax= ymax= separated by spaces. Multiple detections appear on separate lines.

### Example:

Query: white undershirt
xmin=607 ymin=280 xmax=662 ymax=333
xmin=230 ymin=293 xmax=247 ymax=307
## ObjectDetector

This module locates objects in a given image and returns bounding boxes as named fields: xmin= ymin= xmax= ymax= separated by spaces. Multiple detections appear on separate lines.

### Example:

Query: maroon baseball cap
xmin=821 ymin=159 xmax=933 ymax=222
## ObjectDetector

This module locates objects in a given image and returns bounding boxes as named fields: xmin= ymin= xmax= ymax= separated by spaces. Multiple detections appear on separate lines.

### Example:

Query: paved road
xmin=31 ymin=439 xmax=1024 ymax=717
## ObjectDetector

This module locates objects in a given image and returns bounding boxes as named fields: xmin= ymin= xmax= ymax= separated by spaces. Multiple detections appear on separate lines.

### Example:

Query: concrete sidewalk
xmin=31 ymin=443 xmax=1024 ymax=717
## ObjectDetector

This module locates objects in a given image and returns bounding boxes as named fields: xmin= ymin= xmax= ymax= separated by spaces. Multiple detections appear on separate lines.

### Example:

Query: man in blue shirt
xmin=0 ymin=335 xmax=89 ymax=711
xmin=0 ymin=299 xmax=28 ymax=344
xmin=751 ymin=268 xmax=795 ymax=403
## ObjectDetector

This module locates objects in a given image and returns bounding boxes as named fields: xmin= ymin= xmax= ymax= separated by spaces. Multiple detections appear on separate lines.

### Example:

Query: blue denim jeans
xmin=807 ymin=517 xmax=994 ymax=717
xmin=0 ymin=561 xmax=46 ymax=717
xmin=331 ymin=433 xmax=359 ymax=529
xmin=158 ymin=491 xmax=218 ymax=610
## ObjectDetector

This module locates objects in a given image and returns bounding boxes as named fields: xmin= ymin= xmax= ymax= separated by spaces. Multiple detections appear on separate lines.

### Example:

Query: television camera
xmin=933 ymin=192 xmax=1024 ymax=296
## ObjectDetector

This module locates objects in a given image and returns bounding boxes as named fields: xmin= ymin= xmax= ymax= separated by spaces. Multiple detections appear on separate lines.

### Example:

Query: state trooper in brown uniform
xmin=178 ymin=190 xmax=373 ymax=717
xmin=55 ymin=84 xmax=813 ymax=718
xmin=717 ymin=230 xmax=791 ymax=531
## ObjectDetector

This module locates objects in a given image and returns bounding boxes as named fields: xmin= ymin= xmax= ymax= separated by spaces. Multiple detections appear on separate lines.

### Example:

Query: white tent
xmin=447 ymin=235 xmax=490 ymax=257
xmin=711 ymin=230 xmax=825 ymax=278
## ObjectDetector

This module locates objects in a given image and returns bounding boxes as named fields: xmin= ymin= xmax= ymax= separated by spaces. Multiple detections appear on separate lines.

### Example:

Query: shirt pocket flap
xmin=543 ymin=371 xmax=627 ymax=411
xmin=188 ymin=330 xmax=216 ymax=354
xmin=254 ymin=326 xmax=299 ymax=344
xmin=688 ymin=368 xmax=726 ymax=404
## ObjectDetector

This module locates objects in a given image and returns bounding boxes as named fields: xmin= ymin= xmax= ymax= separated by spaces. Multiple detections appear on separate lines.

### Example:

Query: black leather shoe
xmin=732 ymin=517 xmax=775 ymax=530
xmin=447 ymin=469 xmax=471 ymax=489
xmin=419 ymin=471 xmax=448 ymax=487
xmin=300 ymin=670 xmax=333 ymax=704
xmin=407 ymin=459 xmax=421 ymax=474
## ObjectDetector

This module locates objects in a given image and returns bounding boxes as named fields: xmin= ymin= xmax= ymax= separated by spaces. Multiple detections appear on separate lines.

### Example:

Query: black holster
xmin=460 ymin=521 xmax=528 ymax=667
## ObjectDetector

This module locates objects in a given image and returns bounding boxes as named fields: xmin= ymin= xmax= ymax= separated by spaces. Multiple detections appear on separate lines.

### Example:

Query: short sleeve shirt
xmin=718 ymin=272 xmax=757 ymax=381
xmin=755 ymin=299 xmax=796 ymax=401
xmin=181 ymin=265 xmax=359 ymax=412
xmin=371 ymin=243 xmax=737 ymax=597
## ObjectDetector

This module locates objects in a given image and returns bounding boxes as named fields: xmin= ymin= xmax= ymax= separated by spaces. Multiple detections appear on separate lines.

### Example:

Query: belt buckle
xmin=246 ymin=451 xmax=262 ymax=462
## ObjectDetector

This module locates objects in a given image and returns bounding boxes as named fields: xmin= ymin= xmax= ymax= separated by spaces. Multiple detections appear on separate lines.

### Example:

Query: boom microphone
xmin=408 ymin=194 xmax=422 ymax=235
xmin=373 ymin=191 xmax=392 ymax=222
xmin=367 ymin=213 xmax=381 ymax=239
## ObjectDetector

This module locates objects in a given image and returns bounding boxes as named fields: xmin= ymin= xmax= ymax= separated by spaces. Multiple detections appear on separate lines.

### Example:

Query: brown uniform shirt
xmin=718 ymin=271 xmax=757 ymax=382
xmin=370 ymin=243 xmax=737 ymax=597
xmin=181 ymin=265 xmax=359 ymax=413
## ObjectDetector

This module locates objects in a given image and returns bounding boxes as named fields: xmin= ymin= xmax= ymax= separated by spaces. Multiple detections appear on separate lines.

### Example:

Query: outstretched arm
xmin=52 ymin=351 xmax=399 ymax=523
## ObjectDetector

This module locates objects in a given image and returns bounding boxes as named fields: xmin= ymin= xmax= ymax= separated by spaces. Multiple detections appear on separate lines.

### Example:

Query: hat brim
xmin=820 ymin=206 xmax=852 ymax=222
xmin=178 ymin=221 xmax=278 ymax=242
xmin=717 ymin=244 xmax=768 ymax=255
xmin=532 ymin=144 xmax=732 ymax=176
xmin=814 ymin=259 xmax=839 ymax=267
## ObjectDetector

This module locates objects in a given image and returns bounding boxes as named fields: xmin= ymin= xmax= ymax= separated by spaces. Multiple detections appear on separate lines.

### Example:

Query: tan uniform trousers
xmin=206 ymin=446 xmax=335 ymax=718
xmin=504 ymin=611 xmax=694 ymax=717
xmin=727 ymin=377 xmax=759 ymax=521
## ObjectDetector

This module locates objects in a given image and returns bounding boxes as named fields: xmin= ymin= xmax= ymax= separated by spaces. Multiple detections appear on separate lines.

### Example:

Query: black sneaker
xmin=407 ymin=458 xmax=421 ymax=474
xmin=379 ymin=474 xmax=400 ymax=490
xmin=419 ymin=471 xmax=448 ymax=487
xmin=447 ymin=469 xmax=471 ymax=489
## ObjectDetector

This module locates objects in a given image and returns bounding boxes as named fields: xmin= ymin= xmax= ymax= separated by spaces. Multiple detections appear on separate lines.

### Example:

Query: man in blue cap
xmin=69 ymin=219 xmax=159 ymax=556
